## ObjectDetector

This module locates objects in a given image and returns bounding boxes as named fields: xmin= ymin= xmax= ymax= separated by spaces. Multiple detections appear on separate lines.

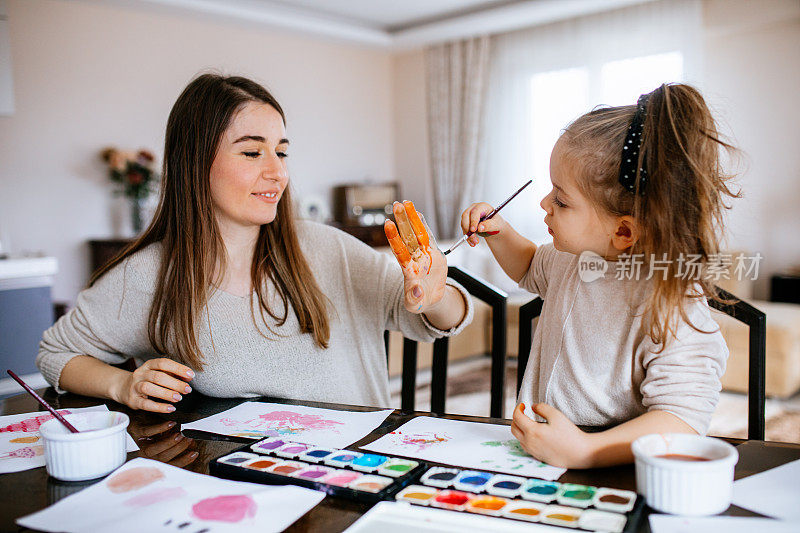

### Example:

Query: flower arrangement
xmin=100 ymin=147 xmax=158 ymax=200
xmin=99 ymin=147 xmax=159 ymax=233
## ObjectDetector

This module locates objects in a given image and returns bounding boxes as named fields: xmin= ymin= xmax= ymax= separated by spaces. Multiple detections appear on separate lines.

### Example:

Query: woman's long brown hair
xmin=90 ymin=74 xmax=331 ymax=369
xmin=562 ymin=83 xmax=740 ymax=347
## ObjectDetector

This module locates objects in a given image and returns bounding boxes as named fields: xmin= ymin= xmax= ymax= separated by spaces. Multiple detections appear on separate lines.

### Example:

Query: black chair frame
xmin=390 ymin=266 xmax=508 ymax=418
xmin=708 ymin=287 xmax=766 ymax=440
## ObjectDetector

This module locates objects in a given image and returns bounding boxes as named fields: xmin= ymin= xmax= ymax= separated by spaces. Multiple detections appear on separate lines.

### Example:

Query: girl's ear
xmin=610 ymin=216 xmax=639 ymax=251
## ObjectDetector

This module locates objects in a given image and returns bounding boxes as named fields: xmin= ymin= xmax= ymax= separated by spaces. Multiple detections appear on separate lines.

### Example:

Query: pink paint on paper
xmin=191 ymin=494 xmax=257 ymax=523
xmin=220 ymin=410 xmax=345 ymax=436
xmin=0 ymin=445 xmax=44 ymax=459
xmin=124 ymin=486 xmax=187 ymax=507
xmin=0 ymin=411 xmax=71 ymax=433
xmin=392 ymin=431 xmax=451 ymax=451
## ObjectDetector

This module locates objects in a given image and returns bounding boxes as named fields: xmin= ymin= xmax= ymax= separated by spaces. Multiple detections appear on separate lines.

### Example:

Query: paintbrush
xmin=443 ymin=179 xmax=533 ymax=256
xmin=6 ymin=370 xmax=80 ymax=433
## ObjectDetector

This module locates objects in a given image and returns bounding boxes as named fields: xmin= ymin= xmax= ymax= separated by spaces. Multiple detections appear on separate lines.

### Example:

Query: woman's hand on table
xmin=110 ymin=358 xmax=195 ymax=413
xmin=384 ymin=201 xmax=448 ymax=314
xmin=129 ymin=419 xmax=198 ymax=468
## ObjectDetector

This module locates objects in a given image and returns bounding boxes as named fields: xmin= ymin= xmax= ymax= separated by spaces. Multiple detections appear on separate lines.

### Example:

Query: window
xmin=600 ymin=52 xmax=683 ymax=106
xmin=526 ymin=52 xmax=684 ymax=240
xmin=529 ymin=68 xmax=589 ymax=225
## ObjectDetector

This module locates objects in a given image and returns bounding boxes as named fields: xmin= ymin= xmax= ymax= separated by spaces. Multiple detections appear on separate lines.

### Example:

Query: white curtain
xmin=426 ymin=36 xmax=491 ymax=239
xmin=483 ymin=0 xmax=703 ymax=247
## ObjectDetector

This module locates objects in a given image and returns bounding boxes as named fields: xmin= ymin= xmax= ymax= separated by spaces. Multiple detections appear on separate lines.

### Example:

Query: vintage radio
xmin=332 ymin=183 xmax=398 ymax=227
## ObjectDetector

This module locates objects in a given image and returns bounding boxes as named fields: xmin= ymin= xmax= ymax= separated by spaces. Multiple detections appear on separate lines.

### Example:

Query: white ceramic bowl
xmin=40 ymin=411 xmax=130 ymax=481
xmin=632 ymin=433 xmax=738 ymax=516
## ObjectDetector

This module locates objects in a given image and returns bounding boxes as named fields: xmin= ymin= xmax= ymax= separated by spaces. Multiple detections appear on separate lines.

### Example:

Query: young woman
xmin=38 ymin=74 xmax=471 ymax=412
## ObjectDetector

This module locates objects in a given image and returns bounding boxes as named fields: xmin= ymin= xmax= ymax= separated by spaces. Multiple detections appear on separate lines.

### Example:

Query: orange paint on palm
xmin=384 ymin=221 xmax=411 ymax=265
xmin=393 ymin=204 xmax=420 ymax=254
xmin=403 ymin=200 xmax=432 ymax=274
xmin=403 ymin=201 xmax=429 ymax=248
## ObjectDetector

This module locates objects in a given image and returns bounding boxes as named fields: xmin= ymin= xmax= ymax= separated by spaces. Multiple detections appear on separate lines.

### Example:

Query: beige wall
xmin=0 ymin=0 xmax=394 ymax=302
xmin=703 ymin=0 xmax=800 ymax=298
xmin=391 ymin=50 xmax=433 ymax=220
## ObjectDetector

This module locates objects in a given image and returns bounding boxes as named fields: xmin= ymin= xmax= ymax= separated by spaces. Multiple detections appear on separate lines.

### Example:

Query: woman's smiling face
xmin=209 ymin=101 xmax=289 ymax=231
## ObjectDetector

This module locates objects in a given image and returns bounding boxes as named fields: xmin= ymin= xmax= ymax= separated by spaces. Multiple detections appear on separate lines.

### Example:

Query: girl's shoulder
xmin=679 ymin=289 xmax=719 ymax=327
xmin=533 ymin=242 xmax=581 ymax=280
xmin=537 ymin=242 xmax=578 ymax=266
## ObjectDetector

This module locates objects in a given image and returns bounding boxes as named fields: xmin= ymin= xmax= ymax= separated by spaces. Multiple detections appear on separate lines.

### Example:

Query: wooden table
xmin=2 ymin=390 xmax=798 ymax=532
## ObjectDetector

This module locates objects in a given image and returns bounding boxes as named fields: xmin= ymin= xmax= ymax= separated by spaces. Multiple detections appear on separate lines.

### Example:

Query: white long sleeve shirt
xmin=517 ymin=243 xmax=728 ymax=434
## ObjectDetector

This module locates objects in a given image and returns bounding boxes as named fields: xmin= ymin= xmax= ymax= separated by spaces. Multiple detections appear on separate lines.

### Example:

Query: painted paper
xmin=362 ymin=416 xmax=566 ymax=480
xmin=0 ymin=405 xmax=138 ymax=474
xmin=181 ymin=402 xmax=394 ymax=448
xmin=17 ymin=457 xmax=325 ymax=533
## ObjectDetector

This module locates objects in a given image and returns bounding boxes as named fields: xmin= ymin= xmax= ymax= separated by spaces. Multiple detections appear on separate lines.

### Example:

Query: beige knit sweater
xmin=517 ymin=244 xmax=728 ymax=434
xmin=37 ymin=221 xmax=473 ymax=407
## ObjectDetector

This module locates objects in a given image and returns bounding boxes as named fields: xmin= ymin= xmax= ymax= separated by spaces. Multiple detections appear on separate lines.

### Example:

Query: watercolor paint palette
xmin=395 ymin=466 xmax=644 ymax=532
xmin=209 ymin=436 xmax=427 ymax=504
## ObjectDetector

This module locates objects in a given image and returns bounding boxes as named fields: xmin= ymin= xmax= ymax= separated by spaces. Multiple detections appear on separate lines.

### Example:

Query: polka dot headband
xmin=618 ymin=92 xmax=651 ymax=195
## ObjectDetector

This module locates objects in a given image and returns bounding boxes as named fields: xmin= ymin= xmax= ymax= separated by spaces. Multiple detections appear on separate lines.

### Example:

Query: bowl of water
xmin=40 ymin=411 xmax=130 ymax=481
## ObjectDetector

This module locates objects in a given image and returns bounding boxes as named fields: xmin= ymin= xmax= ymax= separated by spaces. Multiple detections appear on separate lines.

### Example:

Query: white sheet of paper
xmin=181 ymin=402 xmax=394 ymax=448
xmin=731 ymin=458 xmax=800 ymax=521
xmin=0 ymin=405 xmax=138 ymax=474
xmin=649 ymin=514 xmax=799 ymax=533
xmin=17 ymin=457 xmax=325 ymax=533
xmin=362 ymin=416 xmax=566 ymax=480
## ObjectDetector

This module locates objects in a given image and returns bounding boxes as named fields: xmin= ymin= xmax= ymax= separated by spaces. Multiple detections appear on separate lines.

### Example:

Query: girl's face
xmin=210 ymin=102 xmax=289 ymax=232
xmin=540 ymin=137 xmax=619 ymax=257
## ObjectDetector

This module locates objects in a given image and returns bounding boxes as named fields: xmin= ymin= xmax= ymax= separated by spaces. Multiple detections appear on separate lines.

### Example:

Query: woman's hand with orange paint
xmin=384 ymin=201 xmax=448 ymax=314
xmin=510 ymin=403 xmax=595 ymax=469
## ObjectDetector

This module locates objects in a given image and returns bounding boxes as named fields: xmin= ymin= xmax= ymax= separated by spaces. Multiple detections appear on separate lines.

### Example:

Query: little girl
xmin=461 ymin=84 xmax=736 ymax=468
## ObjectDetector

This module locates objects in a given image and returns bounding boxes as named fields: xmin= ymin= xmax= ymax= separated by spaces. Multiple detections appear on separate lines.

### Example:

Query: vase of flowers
xmin=100 ymin=147 xmax=158 ymax=234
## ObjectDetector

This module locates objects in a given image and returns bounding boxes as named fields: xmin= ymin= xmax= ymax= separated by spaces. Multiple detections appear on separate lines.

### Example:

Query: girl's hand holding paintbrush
xmin=448 ymin=179 xmax=532 ymax=255
xmin=461 ymin=202 xmax=509 ymax=247
xmin=459 ymin=185 xmax=539 ymax=284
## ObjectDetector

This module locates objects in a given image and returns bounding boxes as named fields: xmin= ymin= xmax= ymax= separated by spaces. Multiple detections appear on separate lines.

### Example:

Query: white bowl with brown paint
xmin=632 ymin=433 xmax=739 ymax=516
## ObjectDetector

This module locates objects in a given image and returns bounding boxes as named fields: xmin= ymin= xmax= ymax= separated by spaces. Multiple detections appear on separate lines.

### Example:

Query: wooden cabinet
xmin=328 ymin=223 xmax=388 ymax=248
xmin=88 ymin=239 xmax=134 ymax=278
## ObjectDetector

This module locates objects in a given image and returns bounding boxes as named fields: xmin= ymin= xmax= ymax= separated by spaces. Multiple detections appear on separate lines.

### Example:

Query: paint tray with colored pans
xmin=209 ymin=436 xmax=428 ymax=504
xmin=393 ymin=466 xmax=645 ymax=532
